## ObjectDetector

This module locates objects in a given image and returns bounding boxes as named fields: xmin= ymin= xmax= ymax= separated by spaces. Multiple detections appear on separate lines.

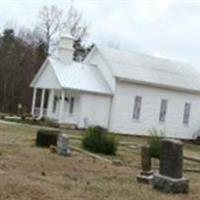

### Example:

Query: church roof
xmin=94 ymin=45 xmax=200 ymax=93
xmin=48 ymin=57 xmax=112 ymax=95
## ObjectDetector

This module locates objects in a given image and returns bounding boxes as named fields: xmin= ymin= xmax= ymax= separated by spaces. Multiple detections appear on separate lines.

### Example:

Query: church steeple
xmin=57 ymin=0 xmax=75 ymax=64
xmin=58 ymin=26 xmax=74 ymax=64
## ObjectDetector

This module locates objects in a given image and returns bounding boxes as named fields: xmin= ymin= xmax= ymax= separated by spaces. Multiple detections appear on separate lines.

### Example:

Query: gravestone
xmin=137 ymin=145 xmax=153 ymax=184
xmin=17 ymin=103 xmax=22 ymax=116
xmin=57 ymin=133 xmax=71 ymax=156
xmin=153 ymin=139 xmax=189 ymax=193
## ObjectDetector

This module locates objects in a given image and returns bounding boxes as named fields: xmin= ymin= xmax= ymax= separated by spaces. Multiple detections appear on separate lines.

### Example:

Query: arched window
xmin=159 ymin=99 xmax=168 ymax=122
xmin=183 ymin=103 xmax=191 ymax=124
xmin=133 ymin=96 xmax=142 ymax=119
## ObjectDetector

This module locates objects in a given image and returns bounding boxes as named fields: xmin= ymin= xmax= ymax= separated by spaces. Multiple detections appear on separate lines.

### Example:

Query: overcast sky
xmin=1 ymin=0 xmax=200 ymax=67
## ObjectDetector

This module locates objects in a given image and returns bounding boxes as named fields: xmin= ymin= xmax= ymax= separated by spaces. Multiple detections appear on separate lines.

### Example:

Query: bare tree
xmin=63 ymin=6 xmax=90 ymax=61
xmin=63 ymin=8 xmax=89 ymax=40
xmin=37 ymin=5 xmax=89 ymax=54
xmin=17 ymin=27 xmax=43 ymax=46
xmin=37 ymin=5 xmax=63 ymax=54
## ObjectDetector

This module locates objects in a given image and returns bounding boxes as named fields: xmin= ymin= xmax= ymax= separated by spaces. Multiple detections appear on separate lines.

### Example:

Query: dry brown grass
xmin=0 ymin=123 xmax=199 ymax=200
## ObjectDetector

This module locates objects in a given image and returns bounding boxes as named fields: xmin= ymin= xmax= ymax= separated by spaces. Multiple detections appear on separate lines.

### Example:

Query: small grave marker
xmin=57 ymin=133 xmax=71 ymax=156
xmin=137 ymin=145 xmax=153 ymax=184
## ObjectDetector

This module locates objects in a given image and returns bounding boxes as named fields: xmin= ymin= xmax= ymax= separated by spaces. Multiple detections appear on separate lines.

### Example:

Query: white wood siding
xmin=79 ymin=93 xmax=112 ymax=128
xmin=34 ymin=64 xmax=60 ymax=89
xmin=109 ymin=81 xmax=200 ymax=139
xmin=85 ymin=51 xmax=115 ymax=92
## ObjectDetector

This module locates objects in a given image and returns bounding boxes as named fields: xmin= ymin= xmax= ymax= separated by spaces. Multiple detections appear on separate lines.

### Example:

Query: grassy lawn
xmin=1 ymin=116 xmax=60 ymax=128
xmin=0 ymin=123 xmax=200 ymax=199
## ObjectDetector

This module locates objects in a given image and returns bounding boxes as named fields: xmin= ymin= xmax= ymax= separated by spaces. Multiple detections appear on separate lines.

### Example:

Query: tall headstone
xmin=57 ymin=133 xmax=71 ymax=156
xmin=153 ymin=139 xmax=189 ymax=193
xmin=137 ymin=145 xmax=153 ymax=184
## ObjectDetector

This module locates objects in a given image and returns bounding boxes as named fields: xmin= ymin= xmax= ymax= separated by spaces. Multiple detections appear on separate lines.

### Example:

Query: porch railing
xmin=34 ymin=107 xmax=47 ymax=118
xmin=34 ymin=108 xmax=79 ymax=125
xmin=60 ymin=112 xmax=79 ymax=124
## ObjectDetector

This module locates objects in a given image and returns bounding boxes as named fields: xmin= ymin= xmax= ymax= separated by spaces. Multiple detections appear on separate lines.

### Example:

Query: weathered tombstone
xmin=153 ymin=139 xmax=189 ymax=193
xmin=56 ymin=133 xmax=71 ymax=156
xmin=137 ymin=145 xmax=153 ymax=184
xmin=17 ymin=103 xmax=22 ymax=116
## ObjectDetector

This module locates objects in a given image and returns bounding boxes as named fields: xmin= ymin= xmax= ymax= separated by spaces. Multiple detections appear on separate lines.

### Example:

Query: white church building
xmin=30 ymin=30 xmax=200 ymax=139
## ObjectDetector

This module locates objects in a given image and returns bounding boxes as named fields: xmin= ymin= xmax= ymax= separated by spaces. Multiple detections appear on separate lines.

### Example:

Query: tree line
xmin=0 ymin=5 xmax=91 ymax=114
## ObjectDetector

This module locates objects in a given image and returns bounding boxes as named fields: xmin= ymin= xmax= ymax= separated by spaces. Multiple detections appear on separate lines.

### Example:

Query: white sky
xmin=1 ymin=0 xmax=200 ymax=67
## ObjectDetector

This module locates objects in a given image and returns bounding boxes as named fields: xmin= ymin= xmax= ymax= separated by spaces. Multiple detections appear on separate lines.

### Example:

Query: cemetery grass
xmin=0 ymin=124 xmax=200 ymax=200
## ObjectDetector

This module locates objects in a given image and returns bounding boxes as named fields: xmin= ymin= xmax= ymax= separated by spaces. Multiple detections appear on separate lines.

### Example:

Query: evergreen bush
xmin=82 ymin=126 xmax=118 ymax=155
xmin=148 ymin=128 xmax=164 ymax=158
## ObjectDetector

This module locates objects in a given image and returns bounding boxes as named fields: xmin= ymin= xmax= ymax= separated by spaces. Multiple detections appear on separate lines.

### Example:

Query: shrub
xmin=36 ymin=129 xmax=59 ymax=147
xmin=192 ymin=131 xmax=200 ymax=144
xmin=21 ymin=115 xmax=26 ymax=120
xmin=193 ymin=137 xmax=200 ymax=145
xmin=82 ymin=126 xmax=118 ymax=155
xmin=148 ymin=129 xmax=164 ymax=158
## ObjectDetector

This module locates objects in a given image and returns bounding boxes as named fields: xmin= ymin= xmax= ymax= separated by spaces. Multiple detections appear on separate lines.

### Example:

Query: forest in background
xmin=0 ymin=5 xmax=91 ymax=114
